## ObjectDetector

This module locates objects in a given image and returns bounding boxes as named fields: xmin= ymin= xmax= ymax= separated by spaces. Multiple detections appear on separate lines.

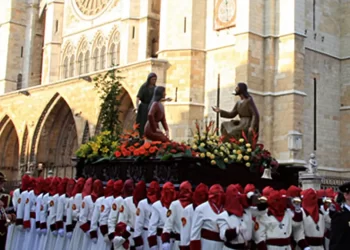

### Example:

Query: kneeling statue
xmin=212 ymin=82 xmax=259 ymax=141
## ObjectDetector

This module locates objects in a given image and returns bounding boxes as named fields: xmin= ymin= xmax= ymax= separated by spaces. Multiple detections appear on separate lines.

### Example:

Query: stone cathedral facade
xmin=0 ymin=0 xmax=349 ymax=184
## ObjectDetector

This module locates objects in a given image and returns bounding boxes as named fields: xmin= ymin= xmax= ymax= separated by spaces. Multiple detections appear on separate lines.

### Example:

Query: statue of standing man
xmin=212 ymin=82 xmax=259 ymax=142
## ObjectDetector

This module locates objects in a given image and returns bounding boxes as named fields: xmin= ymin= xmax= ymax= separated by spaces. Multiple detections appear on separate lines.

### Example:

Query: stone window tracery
xmin=69 ymin=55 xmax=75 ymax=77
xmin=92 ymin=35 xmax=106 ymax=71
xmin=76 ymin=40 xmax=90 ymax=74
xmin=61 ymin=43 xmax=74 ymax=79
xmin=108 ymin=30 xmax=120 ymax=67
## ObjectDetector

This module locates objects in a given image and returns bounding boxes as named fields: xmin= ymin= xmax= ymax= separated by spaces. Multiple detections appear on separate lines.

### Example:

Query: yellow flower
xmin=220 ymin=146 xmax=225 ymax=151
xmin=211 ymin=160 xmax=216 ymax=165
xmin=192 ymin=145 xmax=198 ymax=150
xmin=214 ymin=149 xmax=219 ymax=154
xmin=101 ymin=130 xmax=111 ymax=135
xmin=243 ymin=155 xmax=250 ymax=161
xmin=247 ymin=148 xmax=252 ymax=153
xmin=239 ymin=138 xmax=244 ymax=143
xmin=229 ymin=155 xmax=236 ymax=160
xmin=219 ymin=152 xmax=224 ymax=157
xmin=101 ymin=146 xmax=109 ymax=153
xmin=200 ymin=143 xmax=206 ymax=147
xmin=246 ymin=143 xmax=251 ymax=148
xmin=236 ymin=150 xmax=242 ymax=155
xmin=207 ymin=141 xmax=213 ymax=145
xmin=232 ymin=150 xmax=236 ymax=154
xmin=237 ymin=154 xmax=243 ymax=160
xmin=246 ymin=162 xmax=251 ymax=167
xmin=224 ymin=158 xmax=229 ymax=163
xmin=210 ymin=136 xmax=215 ymax=140
xmin=200 ymin=136 xmax=206 ymax=140
xmin=206 ymin=152 xmax=211 ymax=157
xmin=200 ymin=153 xmax=206 ymax=158
xmin=194 ymin=135 xmax=199 ymax=140
xmin=210 ymin=154 xmax=215 ymax=160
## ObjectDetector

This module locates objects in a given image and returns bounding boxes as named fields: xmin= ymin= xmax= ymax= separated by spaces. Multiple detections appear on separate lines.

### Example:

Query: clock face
xmin=75 ymin=0 xmax=111 ymax=16
xmin=218 ymin=0 xmax=236 ymax=23
xmin=214 ymin=0 xmax=237 ymax=30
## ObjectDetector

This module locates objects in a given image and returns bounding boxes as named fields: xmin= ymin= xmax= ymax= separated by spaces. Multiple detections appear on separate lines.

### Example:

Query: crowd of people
xmin=1 ymin=174 xmax=349 ymax=250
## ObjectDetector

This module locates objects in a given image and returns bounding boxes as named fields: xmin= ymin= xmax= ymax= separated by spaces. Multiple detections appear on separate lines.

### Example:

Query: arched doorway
xmin=0 ymin=116 xmax=19 ymax=180
xmin=36 ymin=97 xmax=78 ymax=178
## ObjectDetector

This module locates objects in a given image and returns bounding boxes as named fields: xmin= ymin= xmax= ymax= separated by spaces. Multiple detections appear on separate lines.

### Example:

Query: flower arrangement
xmin=156 ymin=141 xmax=193 ymax=161
xmin=191 ymin=120 xmax=279 ymax=173
xmin=114 ymin=124 xmax=161 ymax=160
xmin=75 ymin=130 xmax=119 ymax=163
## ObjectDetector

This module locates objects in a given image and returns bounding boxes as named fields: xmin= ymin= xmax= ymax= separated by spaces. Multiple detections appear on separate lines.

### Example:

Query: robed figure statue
xmin=212 ymin=82 xmax=259 ymax=141
xmin=135 ymin=73 xmax=157 ymax=137
xmin=144 ymin=86 xmax=170 ymax=142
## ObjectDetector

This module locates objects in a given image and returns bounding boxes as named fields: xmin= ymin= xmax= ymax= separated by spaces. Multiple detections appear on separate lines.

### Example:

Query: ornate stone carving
xmin=74 ymin=0 xmax=112 ymax=16
xmin=307 ymin=153 xmax=318 ymax=174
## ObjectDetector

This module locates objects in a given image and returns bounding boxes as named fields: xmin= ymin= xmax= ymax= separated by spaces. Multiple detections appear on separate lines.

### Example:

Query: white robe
xmin=5 ymin=188 xmax=20 ymax=250
xmin=11 ymin=190 xmax=28 ymax=250
xmin=80 ymin=195 xmax=96 ymax=250
xmin=89 ymin=196 xmax=105 ymax=250
xmin=148 ymin=200 xmax=168 ymax=250
xmin=116 ymin=196 xmax=136 ymax=250
xmin=94 ymin=195 xmax=114 ymax=250
xmin=41 ymin=194 xmax=59 ymax=250
xmin=107 ymin=196 xmax=124 ymax=243
xmin=68 ymin=193 xmax=84 ymax=250
xmin=53 ymin=194 xmax=69 ymax=250
xmin=32 ymin=193 xmax=44 ymax=250
xmin=37 ymin=193 xmax=50 ymax=250
xmin=190 ymin=201 xmax=224 ymax=250
xmin=134 ymin=198 xmax=152 ymax=250
xmin=163 ymin=200 xmax=186 ymax=250
xmin=217 ymin=210 xmax=254 ymax=250
xmin=180 ymin=204 xmax=195 ymax=248
xmin=23 ymin=190 xmax=37 ymax=249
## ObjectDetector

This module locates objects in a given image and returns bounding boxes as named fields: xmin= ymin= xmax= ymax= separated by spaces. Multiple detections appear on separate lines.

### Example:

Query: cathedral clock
xmin=74 ymin=0 xmax=112 ymax=16
xmin=214 ymin=0 xmax=237 ymax=31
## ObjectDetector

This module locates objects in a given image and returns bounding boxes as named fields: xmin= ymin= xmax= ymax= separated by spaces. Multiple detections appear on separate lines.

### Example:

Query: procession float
xmin=74 ymin=69 xmax=305 ymax=190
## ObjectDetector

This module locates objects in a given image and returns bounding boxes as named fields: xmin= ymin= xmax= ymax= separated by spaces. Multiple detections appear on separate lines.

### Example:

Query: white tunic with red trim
xmin=32 ymin=193 xmax=44 ymax=250
xmin=180 ymin=204 xmax=194 ymax=249
xmin=217 ymin=209 xmax=254 ymax=250
xmin=254 ymin=209 xmax=304 ymax=250
xmin=23 ymin=190 xmax=37 ymax=249
xmin=301 ymin=208 xmax=328 ymax=250
xmin=68 ymin=194 xmax=87 ymax=250
xmin=42 ymin=194 xmax=59 ymax=250
xmin=53 ymin=194 xmax=69 ymax=250
xmin=11 ymin=190 xmax=28 ymax=250
xmin=190 ymin=201 xmax=224 ymax=250
xmin=80 ymin=195 xmax=96 ymax=250
xmin=134 ymin=198 xmax=153 ymax=250
xmin=38 ymin=192 xmax=50 ymax=250
xmin=162 ymin=200 xmax=186 ymax=250
xmin=89 ymin=196 xmax=105 ymax=250
xmin=148 ymin=200 xmax=168 ymax=250
xmin=117 ymin=196 xmax=137 ymax=249
xmin=5 ymin=188 xmax=20 ymax=250
xmin=95 ymin=195 xmax=114 ymax=250
xmin=107 ymin=196 xmax=124 ymax=241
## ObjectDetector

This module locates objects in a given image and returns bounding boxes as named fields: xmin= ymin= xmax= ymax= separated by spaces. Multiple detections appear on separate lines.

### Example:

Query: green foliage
xmin=93 ymin=68 xmax=124 ymax=137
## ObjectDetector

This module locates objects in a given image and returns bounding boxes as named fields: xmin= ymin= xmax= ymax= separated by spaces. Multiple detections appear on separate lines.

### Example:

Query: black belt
xmin=224 ymin=242 xmax=245 ymax=249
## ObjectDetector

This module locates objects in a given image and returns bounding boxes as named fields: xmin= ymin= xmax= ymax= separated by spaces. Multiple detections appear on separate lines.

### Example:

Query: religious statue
xmin=307 ymin=153 xmax=318 ymax=174
xmin=135 ymin=73 xmax=157 ymax=137
xmin=135 ymin=73 xmax=172 ymax=137
xmin=144 ymin=86 xmax=170 ymax=142
xmin=212 ymin=82 xmax=260 ymax=141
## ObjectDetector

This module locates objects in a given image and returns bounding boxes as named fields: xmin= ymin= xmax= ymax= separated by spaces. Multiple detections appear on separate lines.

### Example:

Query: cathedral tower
xmin=158 ymin=0 xmax=207 ymax=139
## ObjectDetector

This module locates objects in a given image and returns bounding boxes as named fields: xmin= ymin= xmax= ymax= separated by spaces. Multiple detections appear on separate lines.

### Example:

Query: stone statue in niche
xmin=307 ymin=153 xmax=318 ymax=174
xmin=212 ymin=82 xmax=260 ymax=142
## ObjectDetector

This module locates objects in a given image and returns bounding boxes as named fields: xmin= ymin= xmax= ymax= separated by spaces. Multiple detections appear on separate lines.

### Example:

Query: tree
xmin=93 ymin=68 xmax=124 ymax=137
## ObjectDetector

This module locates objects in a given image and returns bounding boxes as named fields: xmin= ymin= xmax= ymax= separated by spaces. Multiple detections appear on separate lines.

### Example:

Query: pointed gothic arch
xmin=0 ymin=116 xmax=19 ymax=179
xmin=20 ymin=126 xmax=29 ymax=174
xmin=108 ymin=27 xmax=121 ymax=67
xmin=61 ymin=41 xmax=75 ymax=79
xmin=35 ymin=97 xmax=78 ymax=177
